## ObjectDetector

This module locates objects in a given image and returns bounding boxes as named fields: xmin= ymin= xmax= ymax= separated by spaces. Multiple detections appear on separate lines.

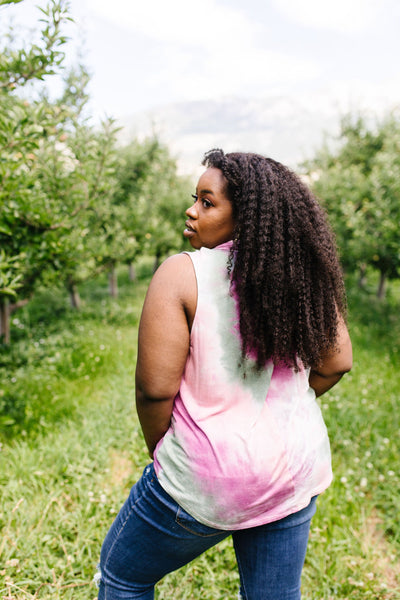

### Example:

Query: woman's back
xmin=154 ymin=243 xmax=332 ymax=530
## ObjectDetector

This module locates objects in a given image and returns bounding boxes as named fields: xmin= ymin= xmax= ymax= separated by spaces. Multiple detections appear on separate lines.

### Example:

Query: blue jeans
xmin=97 ymin=464 xmax=317 ymax=600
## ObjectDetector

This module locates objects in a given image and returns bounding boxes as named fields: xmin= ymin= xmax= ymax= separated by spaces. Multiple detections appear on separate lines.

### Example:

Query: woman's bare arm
xmin=135 ymin=253 xmax=196 ymax=457
xmin=309 ymin=318 xmax=353 ymax=397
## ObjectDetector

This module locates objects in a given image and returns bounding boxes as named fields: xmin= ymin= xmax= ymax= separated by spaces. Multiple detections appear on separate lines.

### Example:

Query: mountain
xmin=117 ymin=94 xmax=343 ymax=177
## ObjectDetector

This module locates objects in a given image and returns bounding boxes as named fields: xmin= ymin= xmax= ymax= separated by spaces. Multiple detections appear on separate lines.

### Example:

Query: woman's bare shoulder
xmin=156 ymin=252 xmax=193 ymax=274
xmin=148 ymin=253 xmax=196 ymax=305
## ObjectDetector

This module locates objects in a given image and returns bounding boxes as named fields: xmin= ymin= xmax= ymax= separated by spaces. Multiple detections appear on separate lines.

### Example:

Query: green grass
xmin=0 ymin=269 xmax=399 ymax=599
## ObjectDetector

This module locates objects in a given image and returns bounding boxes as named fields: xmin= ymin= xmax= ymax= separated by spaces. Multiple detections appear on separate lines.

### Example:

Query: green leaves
xmin=112 ymin=137 xmax=192 ymax=266
xmin=0 ymin=251 xmax=22 ymax=298
xmin=0 ymin=1 xmax=120 ymax=313
xmin=0 ymin=0 xmax=24 ymax=6
xmin=0 ymin=1 xmax=70 ymax=89
xmin=0 ymin=0 xmax=191 ymax=342
xmin=304 ymin=111 xmax=400 ymax=295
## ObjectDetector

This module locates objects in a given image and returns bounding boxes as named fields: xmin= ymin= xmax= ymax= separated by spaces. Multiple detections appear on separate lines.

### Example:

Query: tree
xmin=303 ymin=111 xmax=400 ymax=297
xmin=367 ymin=116 xmax=400 ymax=297
xmin=0 ymin=0 xmax=72 ymax=340
xmin=113 ymin=137 xmax=192 ymax=276
xmin=32 ymin=103 xmax=120 ymax=307
xmin=0 ymin=0 xmax=192 ymax=343
xmin=0 ymin=0 xmax=120 ymax=338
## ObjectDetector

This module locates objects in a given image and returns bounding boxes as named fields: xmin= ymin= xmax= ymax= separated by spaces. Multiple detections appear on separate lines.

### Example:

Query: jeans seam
xmin=234 ymin=551 xmax=248 ymax=600
xmin=175 ymin=517 xmax=224 ymax=538
xmin=102 ymin=502 xmax=136 ymax=586
xmin=101 ymin=475 xmax=152 ymax=595
xmin=175 ymin=508 xmax=225 ymax=538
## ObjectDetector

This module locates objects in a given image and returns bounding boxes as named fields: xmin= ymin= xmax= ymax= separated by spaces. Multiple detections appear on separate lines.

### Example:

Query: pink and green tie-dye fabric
xmin=154 ymin=242 xmax=332 ymax=530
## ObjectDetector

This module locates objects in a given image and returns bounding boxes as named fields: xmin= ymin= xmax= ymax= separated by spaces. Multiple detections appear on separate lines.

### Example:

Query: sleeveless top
xmin=153 ymin=242 xmax=332 ymax=530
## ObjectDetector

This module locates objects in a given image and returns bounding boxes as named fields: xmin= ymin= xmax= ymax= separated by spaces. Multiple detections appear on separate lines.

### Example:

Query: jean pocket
xmin=175 ymin=506 xmax=226 ymax=538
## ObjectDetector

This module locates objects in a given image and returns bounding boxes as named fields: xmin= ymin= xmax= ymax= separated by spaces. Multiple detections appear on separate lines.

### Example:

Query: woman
xmin=97 ymin=149 xmax=352 ymax=600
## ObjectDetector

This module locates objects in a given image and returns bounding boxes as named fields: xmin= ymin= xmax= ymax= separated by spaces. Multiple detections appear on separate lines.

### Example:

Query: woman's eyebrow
xmin=196 ymin=188 xmax=214 ymax=195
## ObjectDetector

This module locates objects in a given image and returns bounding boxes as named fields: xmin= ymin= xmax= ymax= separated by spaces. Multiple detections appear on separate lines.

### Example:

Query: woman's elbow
xmin=135 ymin=373 xmax=179 ymax=404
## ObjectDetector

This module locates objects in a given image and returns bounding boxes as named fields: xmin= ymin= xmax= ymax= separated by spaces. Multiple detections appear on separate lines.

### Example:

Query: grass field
xmin=0 ymin=265 xmax=399 ymax=599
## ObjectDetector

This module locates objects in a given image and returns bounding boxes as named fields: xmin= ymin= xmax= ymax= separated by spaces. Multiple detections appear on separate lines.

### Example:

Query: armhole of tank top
xmin=182 ymin=251 xmax=199 ymax=334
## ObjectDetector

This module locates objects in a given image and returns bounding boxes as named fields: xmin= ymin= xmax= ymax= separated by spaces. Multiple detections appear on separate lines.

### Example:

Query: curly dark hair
xmin=202 ymin=148 xmax=347 ymax=371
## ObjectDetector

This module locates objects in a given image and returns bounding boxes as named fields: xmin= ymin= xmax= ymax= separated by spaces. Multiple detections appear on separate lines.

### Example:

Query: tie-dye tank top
xmin=153 ymin=242 xmax=332 ymax=530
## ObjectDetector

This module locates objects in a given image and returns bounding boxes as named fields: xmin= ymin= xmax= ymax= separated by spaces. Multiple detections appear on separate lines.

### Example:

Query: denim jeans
xmin=97 ymin=463 xmax=317 ymax=600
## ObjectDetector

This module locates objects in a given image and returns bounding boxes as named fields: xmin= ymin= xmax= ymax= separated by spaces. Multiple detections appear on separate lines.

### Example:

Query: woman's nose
xmin=186 ymin=203 xmax=198 ymax=219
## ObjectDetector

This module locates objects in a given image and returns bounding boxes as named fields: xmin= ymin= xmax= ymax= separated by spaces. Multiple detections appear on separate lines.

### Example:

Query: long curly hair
xmin=202 ymin=148 xmax=347 ymax=371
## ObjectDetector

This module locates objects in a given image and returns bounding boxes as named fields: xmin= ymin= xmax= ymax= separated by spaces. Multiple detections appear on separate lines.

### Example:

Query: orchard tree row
xmin=303 ymin=111 xmax=400 ymax=299
xmin=0 ymin=0 xmax=191 ymax=342
xmin=2 ymin=1 xmax=399 ymax=344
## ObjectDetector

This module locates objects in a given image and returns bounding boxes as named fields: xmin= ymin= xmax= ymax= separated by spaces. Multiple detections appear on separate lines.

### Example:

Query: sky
xmin=1 ymin=0 xmax=399 ymax=122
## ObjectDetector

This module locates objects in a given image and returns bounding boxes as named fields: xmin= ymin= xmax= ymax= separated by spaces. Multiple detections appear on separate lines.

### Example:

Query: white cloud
xmin=188 ymin=50 xmax=318 ymax=100
xmin=85 ymin=0 xmax=253 ymax=48
xmin=84 ymin=0 xmax=320 ymax=104
xmin=4 ymin=0 xmax=398 ymax=122
xmin=271 ymin=0 xmax=383 ymax=34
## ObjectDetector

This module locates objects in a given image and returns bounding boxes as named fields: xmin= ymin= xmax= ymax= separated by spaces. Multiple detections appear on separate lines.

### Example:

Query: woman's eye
xmin=192 ymin=194 xmax=212 ymax=208
xmin=202 ymin=199 xmax=212 ymax=208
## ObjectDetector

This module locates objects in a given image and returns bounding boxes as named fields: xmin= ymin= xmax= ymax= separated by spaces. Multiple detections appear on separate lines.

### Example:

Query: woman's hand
xmin=309 ymin=318 xmax=353 ymax=397
xmin=135 ymin=254 xmax=196 ymax=457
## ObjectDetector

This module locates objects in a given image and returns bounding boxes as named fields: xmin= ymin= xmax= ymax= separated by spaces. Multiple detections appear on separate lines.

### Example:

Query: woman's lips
xmin=183 ymin=221 xmax=196 ymax=237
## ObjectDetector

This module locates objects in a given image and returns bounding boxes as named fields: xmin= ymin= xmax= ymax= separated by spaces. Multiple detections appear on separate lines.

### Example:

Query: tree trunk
xmin=377 ymin=270 xmax=386 ymax=300
xmin=357 ymin=263 xmax=367 ymax=288
xmin=153 ymin=252 xmax=161 ymax=274
xmin=109 ymin=264 xmax=118 ymax=298
xmin=128 ymin=263 xmax=136 ymax=282
xmin=0 ymin=298 xmax=11 ymax=344
xmin=68 ymin=283 xmax=81 ymax=310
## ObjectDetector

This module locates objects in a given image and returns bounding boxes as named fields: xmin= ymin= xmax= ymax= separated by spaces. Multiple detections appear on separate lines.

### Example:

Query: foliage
xmin=0 ymin=0 xmax=122 ymax=304
xmin=113 ymin=137 xmax=192 ymax=269
xmin=0 ymin=252 xmax=22 ymax=300
xmin=0 ymin=0 xmax=68 ymax=303
xmin=0 ymin=0 xmax=70 ymax=90
xmin=0 ymin=0 xmax=192 ymax=340
xmin=303 ymin=111 xmax=400 ymax=297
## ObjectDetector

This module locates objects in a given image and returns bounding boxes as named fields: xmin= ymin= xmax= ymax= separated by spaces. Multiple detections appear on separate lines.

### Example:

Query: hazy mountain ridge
xmin=117 ymin=94 xmax=342 ymax=177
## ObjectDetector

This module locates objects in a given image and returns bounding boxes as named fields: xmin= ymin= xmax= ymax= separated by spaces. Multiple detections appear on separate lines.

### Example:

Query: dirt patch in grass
xmin=108 ymin=450 xmax=133 ymax=488
xmin=362 ymin=509 xmax=400 ymax=597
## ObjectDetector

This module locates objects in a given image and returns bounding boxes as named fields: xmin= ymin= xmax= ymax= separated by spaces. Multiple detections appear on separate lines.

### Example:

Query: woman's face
xmin=184 ymin=167 xmax=235 ymax=249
